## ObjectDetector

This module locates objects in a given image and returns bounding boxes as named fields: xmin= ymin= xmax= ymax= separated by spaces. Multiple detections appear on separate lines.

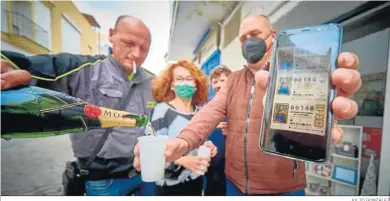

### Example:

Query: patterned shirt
xmin=149 ymin=102 xmax=201 ymax=186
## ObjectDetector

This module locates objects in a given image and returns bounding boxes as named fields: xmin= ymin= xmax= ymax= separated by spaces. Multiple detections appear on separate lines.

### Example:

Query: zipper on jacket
xmin=293 ymin=160 xmax=298 ymax=178
xmin=244 ymin=78 xmax=255 ymax=193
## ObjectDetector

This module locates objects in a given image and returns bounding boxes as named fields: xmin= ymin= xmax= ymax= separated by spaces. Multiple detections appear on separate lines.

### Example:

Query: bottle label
xmin=84 ymin=105 xmax=102 ymax=118
xmin=98 ymin=106 xmax=137 ymax=128
xmin=83 ymin=105 xmax=139 ymax=128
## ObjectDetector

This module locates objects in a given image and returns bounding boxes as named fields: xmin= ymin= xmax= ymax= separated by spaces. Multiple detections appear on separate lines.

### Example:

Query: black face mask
xmin=241 ymin=37 xmax=267 ymax=64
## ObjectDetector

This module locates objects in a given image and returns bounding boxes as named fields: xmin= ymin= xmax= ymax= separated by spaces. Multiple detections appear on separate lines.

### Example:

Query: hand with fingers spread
xmin=1 ymin=60 xmax=32 ymax=90
xmin=257 ymin=52 xmax=361 ymax=142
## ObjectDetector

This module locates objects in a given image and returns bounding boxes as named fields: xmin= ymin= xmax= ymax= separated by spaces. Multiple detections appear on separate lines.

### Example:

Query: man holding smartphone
xmin=133 ymin=14 xmax=362 ymax=196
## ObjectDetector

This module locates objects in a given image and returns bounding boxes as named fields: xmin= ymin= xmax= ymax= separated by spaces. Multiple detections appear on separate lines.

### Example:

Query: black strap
xmin=80 ymin=84 xmax=137 ymax=175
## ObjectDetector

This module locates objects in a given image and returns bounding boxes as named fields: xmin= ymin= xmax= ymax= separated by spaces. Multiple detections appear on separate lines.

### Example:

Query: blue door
xmin=201 ymin=50 xmax=221 ymax=100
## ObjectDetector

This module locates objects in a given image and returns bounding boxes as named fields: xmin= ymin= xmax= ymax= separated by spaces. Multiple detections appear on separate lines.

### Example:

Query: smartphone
xmin=259 ymin=23 xmax=343 ymax=163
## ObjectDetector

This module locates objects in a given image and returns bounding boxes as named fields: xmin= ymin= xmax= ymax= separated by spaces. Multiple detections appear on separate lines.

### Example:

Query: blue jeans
xmin=226 ymin=178 xmax=305 ymax=196
xmin=85 ymin=175 xmax=156 ymax=196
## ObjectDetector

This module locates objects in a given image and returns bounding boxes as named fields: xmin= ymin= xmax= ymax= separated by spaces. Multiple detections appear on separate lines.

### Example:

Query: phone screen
xmin=260 ymin=24 xmax=342 ymax=162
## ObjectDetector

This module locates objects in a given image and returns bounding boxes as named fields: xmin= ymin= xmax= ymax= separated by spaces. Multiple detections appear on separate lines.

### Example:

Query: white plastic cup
xmin=198 ymin=145 xmax=211 ymax=158
xmin=197 ymin=145 xmax=211 ymax=175
xmin=137 ymin=135 xmax=168 ymax=182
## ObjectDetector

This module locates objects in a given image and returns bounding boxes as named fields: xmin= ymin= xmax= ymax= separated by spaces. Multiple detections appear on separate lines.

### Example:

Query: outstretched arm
xmin=1 ymin=51 xmax=107 ymax=93
xmin=178 ymin=85 xmax=229 ymax=151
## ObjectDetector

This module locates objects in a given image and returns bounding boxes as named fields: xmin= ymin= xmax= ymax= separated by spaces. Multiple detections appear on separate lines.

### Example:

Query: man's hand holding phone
xmin=256 ymin=52 xmax=361 ymax=142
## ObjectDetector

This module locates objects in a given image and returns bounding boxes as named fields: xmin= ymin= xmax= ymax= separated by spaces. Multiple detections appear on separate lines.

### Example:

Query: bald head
xmin=239 ymin=14 xmax=272 ymax=38
xmin=114 ymin=15 xmax=151 ymax=39
xmin=239 ymin=14 xmax=276 ymax=70
xmin=109 ymin=15 xmax=151 ymax=76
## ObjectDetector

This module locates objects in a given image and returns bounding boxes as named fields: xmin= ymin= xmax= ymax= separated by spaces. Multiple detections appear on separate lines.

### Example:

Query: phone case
xmin=259 ymin=23 xmax=343 ymax=163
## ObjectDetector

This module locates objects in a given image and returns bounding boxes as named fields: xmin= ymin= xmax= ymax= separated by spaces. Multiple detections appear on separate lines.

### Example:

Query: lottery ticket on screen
xmin=270 ymin=46 xmax=332 ymax=136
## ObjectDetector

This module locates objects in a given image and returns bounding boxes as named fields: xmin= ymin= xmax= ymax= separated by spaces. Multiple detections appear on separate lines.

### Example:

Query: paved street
xmin=1 ymin=135 xmax=75 ymax=195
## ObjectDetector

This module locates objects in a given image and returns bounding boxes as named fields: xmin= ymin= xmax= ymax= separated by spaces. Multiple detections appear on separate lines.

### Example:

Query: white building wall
xmin=270 ymin=1 xmax=366 ymax=30
xmin=33 ymin=1 xmax=51 ymax=50
xmin=61 ymin=15 xmax=81 ymax=54
xmin=219 ymin=1 xmax=288 ymax=72
xmin=240 ymin=1 xmax=287 ymax=23
xmin=1 ymin=40 xmax=33 ymax=56
xmin=220 ymin=37 xmax=245 ymax=72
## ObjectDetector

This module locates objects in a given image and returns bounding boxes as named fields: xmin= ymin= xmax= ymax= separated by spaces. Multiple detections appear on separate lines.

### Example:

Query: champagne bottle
xmin=1 ymin=85 xmax=149 ymax=139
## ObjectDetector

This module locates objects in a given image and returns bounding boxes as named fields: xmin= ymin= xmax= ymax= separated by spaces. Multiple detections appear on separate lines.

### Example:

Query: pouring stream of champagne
xmin=132 ymin=61 xmax=156 ymax=137
xmin=145 ymin=122 xmax=157 ymax=137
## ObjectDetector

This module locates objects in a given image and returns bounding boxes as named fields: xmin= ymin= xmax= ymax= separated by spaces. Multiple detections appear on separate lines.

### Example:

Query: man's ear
xmin=108 ymin=28 xmax=114 ymax=43
xmin=271 ymin=29 xmax=277 ymax=38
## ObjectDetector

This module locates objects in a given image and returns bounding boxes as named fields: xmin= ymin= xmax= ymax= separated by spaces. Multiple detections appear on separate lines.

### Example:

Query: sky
xmin=73 ymin=0 xmax=171 ymax=75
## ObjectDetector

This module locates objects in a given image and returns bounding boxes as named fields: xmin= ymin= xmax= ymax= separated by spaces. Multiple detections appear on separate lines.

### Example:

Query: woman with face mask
xmin=149 ymin=60 xmax=217 ymax=196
